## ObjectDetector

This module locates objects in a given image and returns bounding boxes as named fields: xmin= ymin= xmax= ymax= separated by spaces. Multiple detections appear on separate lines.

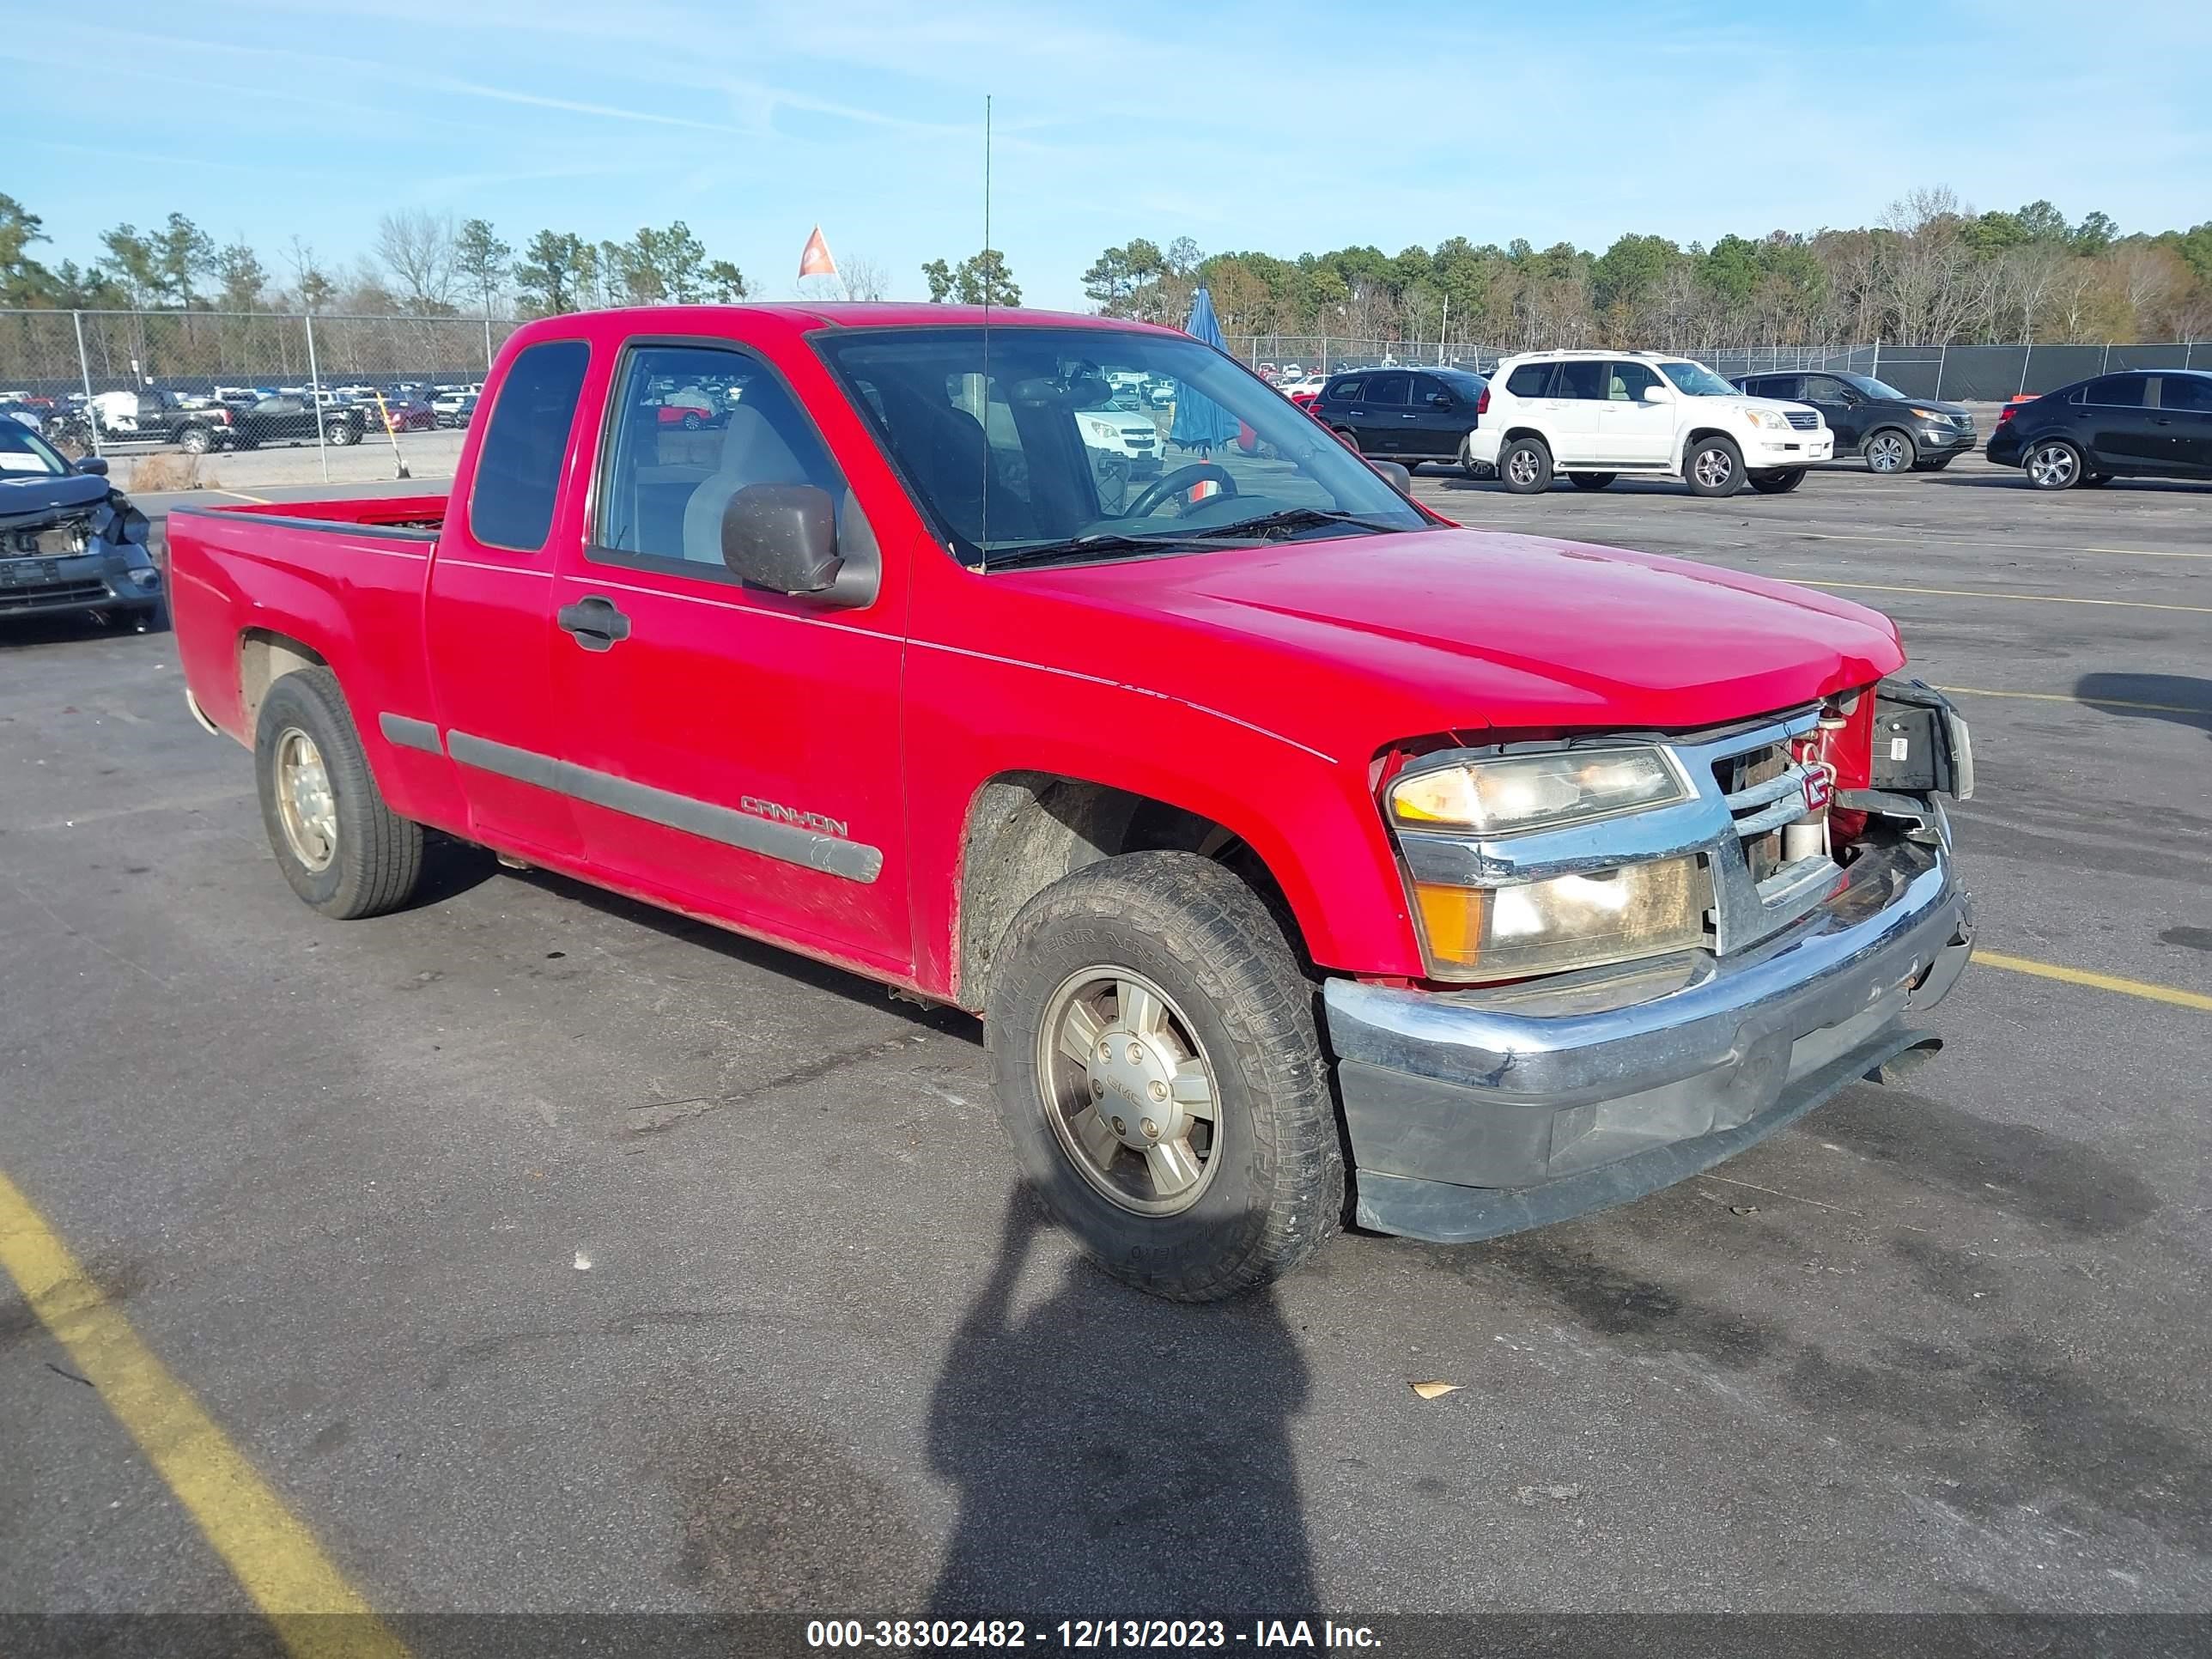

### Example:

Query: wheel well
xmin=954 ymin=772 xmax=1300 ymax=1012
xmin=1500 ymin=426 xmax=1549 ymax=448
xmin=1684 ymin=425 xmax=1740 ymax=453
xmin=238 ymin=629 xmax=326 ymax=730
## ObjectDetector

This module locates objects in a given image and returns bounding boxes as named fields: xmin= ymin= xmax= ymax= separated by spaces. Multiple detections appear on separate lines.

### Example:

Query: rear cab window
xmin=468 ymin=340 xmax=592 ymax=552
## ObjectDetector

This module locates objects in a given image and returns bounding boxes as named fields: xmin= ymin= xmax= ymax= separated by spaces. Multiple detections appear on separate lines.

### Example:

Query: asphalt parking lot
xmin=3 ymin=458 xmax=2209 ymax=1640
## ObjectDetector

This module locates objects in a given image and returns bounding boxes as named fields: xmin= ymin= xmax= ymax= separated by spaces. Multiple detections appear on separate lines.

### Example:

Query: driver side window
xmin=592 ymin=343 xmax=849 ymax=577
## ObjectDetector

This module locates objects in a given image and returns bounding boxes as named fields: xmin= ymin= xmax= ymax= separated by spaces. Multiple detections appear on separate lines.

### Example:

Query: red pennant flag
xmin=798 ymin=226 xmax=836 ymax=280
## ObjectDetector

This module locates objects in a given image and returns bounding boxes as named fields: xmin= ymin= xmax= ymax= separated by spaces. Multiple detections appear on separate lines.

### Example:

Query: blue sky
xmin=9 ymin=0 xmax=2210 ymax=310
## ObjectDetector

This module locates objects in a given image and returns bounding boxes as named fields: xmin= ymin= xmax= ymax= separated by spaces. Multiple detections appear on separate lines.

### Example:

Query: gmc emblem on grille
xmin=1801 ymin=762 xmax=1837 ymax=813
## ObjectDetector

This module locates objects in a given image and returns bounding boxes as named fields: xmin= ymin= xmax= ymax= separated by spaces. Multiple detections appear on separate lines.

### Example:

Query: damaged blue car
xmin=0 ymin=424 xmax=163 ymax=632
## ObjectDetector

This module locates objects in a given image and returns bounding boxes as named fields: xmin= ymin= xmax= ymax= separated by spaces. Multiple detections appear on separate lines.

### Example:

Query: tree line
xmin=0 ymin=190 xmax=997 ymax=320
xmin=1086 ymin=191 xmax=2212 ymax=351
xmin=0 ymin=195 xmax=765 ymax=319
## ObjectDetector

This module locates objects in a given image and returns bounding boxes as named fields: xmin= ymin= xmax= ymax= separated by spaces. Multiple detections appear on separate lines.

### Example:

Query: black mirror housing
xmin=75 ymin=455 xmax=110 ymax=477
xmin=1372 ymin=460 xmax=1414 ymax=495
xmin=721 ymin=483 xmax=842 ymax=594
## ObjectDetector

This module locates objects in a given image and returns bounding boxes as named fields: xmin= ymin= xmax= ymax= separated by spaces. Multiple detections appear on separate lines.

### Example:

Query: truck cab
xmin=167 ymin=305 xmax=1972 ymax=1301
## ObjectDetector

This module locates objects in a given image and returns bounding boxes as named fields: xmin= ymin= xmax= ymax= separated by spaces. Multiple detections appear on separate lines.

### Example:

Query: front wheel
xmin=1749 ymin=468 xmax=1807 ymax=494
xmin=2026 ymin=440 xmax=2083 ymax=490
xmin=1685 ymin=434 xmax=1745 ymax=497
xmin=1568 ymin=472 xmax=1615 ymax=490
xmin=1864 ymin=428 xmax=1914 ymax=473
xmin=1499 ymin=436 xmax=1553 ymax=494
xmin=985 ymin=851 xmax=1344 ymax=1302
xmin=254 ymin=667 xmax=424 ymax=920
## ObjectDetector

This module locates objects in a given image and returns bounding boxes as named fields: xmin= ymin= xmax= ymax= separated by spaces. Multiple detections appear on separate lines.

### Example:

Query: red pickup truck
xmin=169 ymin=304 xmax=1975 ymax=1301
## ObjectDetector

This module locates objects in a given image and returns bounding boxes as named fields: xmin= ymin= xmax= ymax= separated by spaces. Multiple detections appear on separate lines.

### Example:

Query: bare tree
xmin=374 ymin=209 xmax=459 ymax=313
xmin=837 ymin=256 xmax=890 ymax=301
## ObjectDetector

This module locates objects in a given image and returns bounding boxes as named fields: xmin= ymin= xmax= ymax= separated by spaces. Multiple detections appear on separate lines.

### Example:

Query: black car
xmin=0 ymin=426 xmax=163 ymax=631
xmin=1984 ymin=368 xmax=2212 ymax=490
xmin=1310 ymin=366 xmax=1489 ymax=471
xmin=1733 ymin=370 xmax=1975 ymax=473
xmin=229 ymin=394 xmax=365 ymax=449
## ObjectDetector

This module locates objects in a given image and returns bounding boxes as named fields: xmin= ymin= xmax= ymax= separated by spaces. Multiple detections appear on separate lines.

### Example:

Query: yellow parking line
xmin=1934 ymin=684 xmax=2212 ymax=718
xmin=1803 ymin=580 xmax=2212 ymax=615
xmin=1977 ymin=951 xmax=2212 ymax=1013
xmin=1802 ymin=531 xmax=2212 ymax=561
xmin=0 ymin=1169 xmax=408 ymax=1659
xmin=210 ymin=489 xmax=273 ymax=504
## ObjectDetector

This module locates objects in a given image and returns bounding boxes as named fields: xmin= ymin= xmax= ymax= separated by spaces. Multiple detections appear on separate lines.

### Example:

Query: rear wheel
xmin=2026 ymin=440 xmax=2083 ymax=490
xmin=254 ymin=668 xmax=423 ymax=920
xmin=1749 ymin=468 xmax=1807 ymax=494
xmin=985 ymin=851 xmax=1343 ymax=1302
xmin=682 ymin=411 xmax=703 ymax=430
xmin=1499 ymin=436 xmax=1553 ymax=495
xmin=177 ymin=425 xmax=211 ymax=455
xmin=1864 ymin=428 xmax=1914 ymax=473
xmin=1567 ymin=472 xmax=1616 ymax=490
xmin=1685 ymin=434 xmax=1745 ymax=497
xmin=1330 ymin=426 xmax=1361 ymax=454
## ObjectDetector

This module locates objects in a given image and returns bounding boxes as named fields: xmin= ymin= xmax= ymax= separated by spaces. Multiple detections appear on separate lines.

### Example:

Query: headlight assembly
xmin=1410 ymin=855 xmax=1710 ymax=980
xmin=1389 ymin=746 xmax=1689 ymax=836
xmin=1741 ymin=408 xmax=1790 ymax=431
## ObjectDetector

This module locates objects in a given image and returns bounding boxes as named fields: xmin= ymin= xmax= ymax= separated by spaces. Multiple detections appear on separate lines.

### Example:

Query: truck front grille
xmin=1691 ymin=708 xmax=1843 ymax=945
xmin=1784 ymin=410 xmax=1820 ymax=431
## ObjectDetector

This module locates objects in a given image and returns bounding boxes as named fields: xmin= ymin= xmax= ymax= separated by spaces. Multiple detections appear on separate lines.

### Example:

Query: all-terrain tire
xmin=253 ymin=667 xmax=423 ymax=920
xmin=985 ymin=851 xmax=1344 ymax=1302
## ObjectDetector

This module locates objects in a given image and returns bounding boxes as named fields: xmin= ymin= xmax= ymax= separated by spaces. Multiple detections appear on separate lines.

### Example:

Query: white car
xmin=1074 ymin=403 xmax=1164 ymax=476
xmin=1279 ymin=372 xmax=1328 ymax=400
xmin=1463 ymin=350 xmax=1830 ymax=495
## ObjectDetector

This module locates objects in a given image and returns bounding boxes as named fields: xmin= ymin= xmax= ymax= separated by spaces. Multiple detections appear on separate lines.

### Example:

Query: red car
xmin=364 ymin=393 xmax=437 ymax=433
xmin=167 ymin=303 xmax=1973 ymax=1301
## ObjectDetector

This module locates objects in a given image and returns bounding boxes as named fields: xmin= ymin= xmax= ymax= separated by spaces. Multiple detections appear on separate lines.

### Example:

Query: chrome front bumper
xmin=1323 ymin=836 xmax=1972 ymax=1243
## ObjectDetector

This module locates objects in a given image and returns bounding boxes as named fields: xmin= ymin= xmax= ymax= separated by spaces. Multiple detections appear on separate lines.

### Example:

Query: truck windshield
xmin=812 ymin=325 xmax=1425 ymax=567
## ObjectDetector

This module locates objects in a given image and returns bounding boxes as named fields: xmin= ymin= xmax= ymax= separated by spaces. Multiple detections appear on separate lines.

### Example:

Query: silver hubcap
xmin=1507 ymin=449 xmax=1540 ymax=485
xmin=1869 ymin=434 xmax=1906 ymax=471
xmin=2030 ymin=445 xmax=2075 ymax=487
xmin=1037 ymin=968 xmax=1221 ymax=1217
xmin=274 ymin=727 xmax=338 ymax=872
xmin=1694 ymin=448 xmax=1734 ymax=488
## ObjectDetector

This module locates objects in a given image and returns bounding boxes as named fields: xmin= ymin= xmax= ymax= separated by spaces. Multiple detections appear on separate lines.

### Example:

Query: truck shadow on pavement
xmin=926 ymin=1188 xmax=1317 ymax=1618
xmin=2074 ymin=672 xmax=2212 ymax=739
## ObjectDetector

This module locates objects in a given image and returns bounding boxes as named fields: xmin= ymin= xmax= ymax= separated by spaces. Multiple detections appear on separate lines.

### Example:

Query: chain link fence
xmin=4 ymin=309 xmax=2205 ymax=474
xmin=0 ymin=309 xmax=523 ymax=479
xmin=1222 ymin=334 xmax=2209 ymax=404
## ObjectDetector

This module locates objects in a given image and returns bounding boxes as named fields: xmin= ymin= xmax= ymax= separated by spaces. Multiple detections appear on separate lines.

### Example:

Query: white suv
xmin=1464 ymin=351 xmax=1832 ymax=496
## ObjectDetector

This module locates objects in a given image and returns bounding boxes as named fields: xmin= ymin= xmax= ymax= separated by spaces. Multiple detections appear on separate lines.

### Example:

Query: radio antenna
xmin=979 ymin=92 xmax=993 ymax=568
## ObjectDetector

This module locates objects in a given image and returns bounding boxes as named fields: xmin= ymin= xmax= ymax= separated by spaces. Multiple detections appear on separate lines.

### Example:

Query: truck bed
xmin=167 ymin=494 xmax=451 ymax=756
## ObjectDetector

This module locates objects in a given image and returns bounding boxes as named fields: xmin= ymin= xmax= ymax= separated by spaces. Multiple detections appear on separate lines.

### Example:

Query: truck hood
xmin=1020 ymin=525 xmax=1906 ymax=739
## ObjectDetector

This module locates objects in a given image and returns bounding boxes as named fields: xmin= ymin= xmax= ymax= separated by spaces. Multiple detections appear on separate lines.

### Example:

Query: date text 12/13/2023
xmin=805 ymin=1620 xmax=1382 ymax=1649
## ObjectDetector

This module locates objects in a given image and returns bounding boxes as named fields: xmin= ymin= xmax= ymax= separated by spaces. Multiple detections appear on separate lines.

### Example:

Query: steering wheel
xmin=1127 ymin=462 xmax=1237 ymax=520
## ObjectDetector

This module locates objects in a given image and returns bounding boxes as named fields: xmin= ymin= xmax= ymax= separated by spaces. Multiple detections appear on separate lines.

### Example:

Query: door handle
xmin=557 ymin=595 xmax=631 ymax=652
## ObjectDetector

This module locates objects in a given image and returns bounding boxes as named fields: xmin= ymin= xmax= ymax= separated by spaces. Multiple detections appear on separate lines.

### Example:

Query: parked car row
xmin=1288 ymin=350 xmax=2212 ymax=495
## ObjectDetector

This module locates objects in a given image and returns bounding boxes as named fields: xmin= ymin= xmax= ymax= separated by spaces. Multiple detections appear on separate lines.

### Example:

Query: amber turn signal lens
xmin=1413 ymin=882 xmax=1485 ymax=969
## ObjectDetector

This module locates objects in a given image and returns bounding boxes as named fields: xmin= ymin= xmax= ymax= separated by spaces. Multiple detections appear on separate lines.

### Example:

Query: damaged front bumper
xmin=1323 ymin=834 xmax=1972 ymax=1243
xmin=0 ymin=526 xmax=162 ymax=621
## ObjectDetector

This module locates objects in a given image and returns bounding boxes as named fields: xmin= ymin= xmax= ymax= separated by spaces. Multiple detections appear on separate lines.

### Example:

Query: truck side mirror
xmin=1372 ymin=459 xmax=1414 ymax=495
xmin=75 ymin=456 xmax=110 ymax=477
xmin=721 ymin=483 xmax=842 ymax=595
xmin=1640 ymin=383 xmax=1672 ymax=403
